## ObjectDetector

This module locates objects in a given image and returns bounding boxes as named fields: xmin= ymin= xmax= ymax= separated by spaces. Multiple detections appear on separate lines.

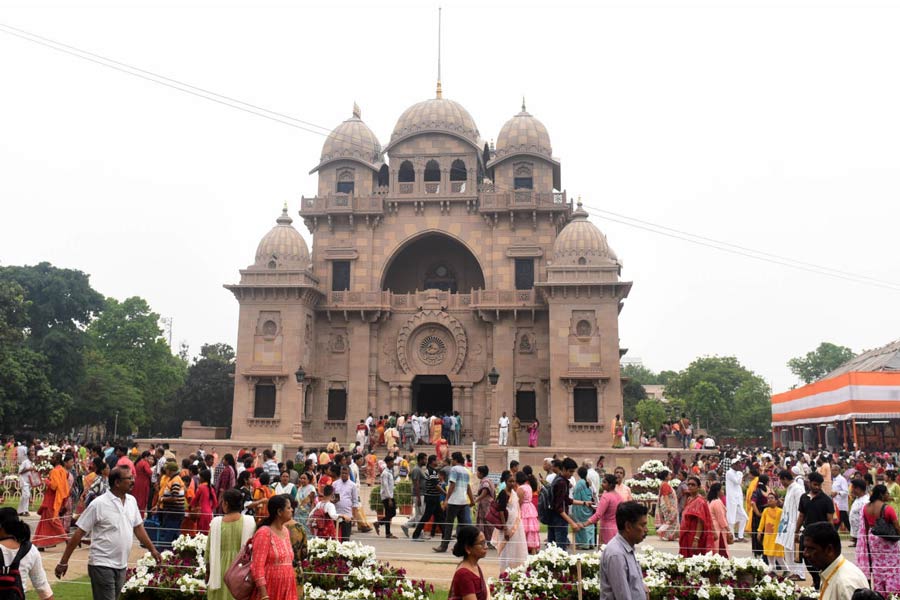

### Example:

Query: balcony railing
xmin=300 ymin=194 xmax=385 ymax=215
xmin=320 ymin=289 xmax=544 ymax=310
xmin=479 ymin=190 xmax=568 ymax=210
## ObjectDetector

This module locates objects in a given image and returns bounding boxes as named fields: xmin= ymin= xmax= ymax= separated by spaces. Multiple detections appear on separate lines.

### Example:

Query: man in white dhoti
xmin=725 ymin=458 xmax=749 ymax=541
xmin=777 ymin=468 xmax=807 ymax=580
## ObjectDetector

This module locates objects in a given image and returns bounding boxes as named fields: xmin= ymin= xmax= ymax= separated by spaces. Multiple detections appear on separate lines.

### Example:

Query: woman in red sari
xmin=133 ymin=451 xmax=153 ymax=517
xmin=679 ymin=475 xmax=714 ymax=557
xmin=190 ymin=469 xmax=218 ymax=534
xmin=34 ymin=453 xmax=72 ymax=549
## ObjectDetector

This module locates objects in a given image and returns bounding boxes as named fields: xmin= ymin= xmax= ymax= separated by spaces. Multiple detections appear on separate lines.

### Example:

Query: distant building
xmin=643 ymin=384 xmax=668 ymax=402
xmin=771 ymin=339 xmax=900 ymax=450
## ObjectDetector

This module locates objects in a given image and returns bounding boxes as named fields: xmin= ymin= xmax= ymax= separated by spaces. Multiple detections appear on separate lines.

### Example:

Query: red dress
xmin=190 ymin=483 xmax=218 ymax=534
xmin=250 ymin=526 xmax=297 ymax=600
xmin=679 ymin=495 xmax=715 ymax=557
xmin=449 ymin=565 xmax=487 ymax=600
xmin=133 ymin=459 xmax=152 ymax=516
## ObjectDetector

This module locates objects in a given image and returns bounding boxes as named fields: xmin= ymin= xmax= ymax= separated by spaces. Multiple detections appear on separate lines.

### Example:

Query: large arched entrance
xmin=412 ymin=375 xmax=453 ymax=416
xmin=382 ymin=233 xmax=485 ymax=293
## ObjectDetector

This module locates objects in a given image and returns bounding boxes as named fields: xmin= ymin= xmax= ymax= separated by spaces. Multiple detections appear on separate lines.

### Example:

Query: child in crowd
xmin=757 ymin=492 xmax=786 ymax=573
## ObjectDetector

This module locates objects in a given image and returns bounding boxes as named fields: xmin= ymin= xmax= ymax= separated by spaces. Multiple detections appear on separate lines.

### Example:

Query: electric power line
xmin=2 ymin=22 xmax=897 ymax=293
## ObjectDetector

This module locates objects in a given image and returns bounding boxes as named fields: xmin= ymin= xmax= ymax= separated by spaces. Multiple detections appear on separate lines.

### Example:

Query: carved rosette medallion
xmin=396 ymin=310 xmax=468 ymax=374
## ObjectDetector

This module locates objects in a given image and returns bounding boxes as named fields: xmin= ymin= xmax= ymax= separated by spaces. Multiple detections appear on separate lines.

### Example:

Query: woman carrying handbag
xmin=857 ymin=484 xmax=900 ymax=595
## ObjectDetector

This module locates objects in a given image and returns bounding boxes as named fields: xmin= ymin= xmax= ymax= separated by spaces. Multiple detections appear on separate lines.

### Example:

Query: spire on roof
xmin=352 ymin=102 xmax=361 ymax=119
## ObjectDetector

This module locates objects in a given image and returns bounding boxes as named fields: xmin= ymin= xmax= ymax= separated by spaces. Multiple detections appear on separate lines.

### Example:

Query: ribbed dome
xmin=553 ymin=202 xmax=618 ymax=265
xmin=311 ymin=104 xmax=383 ymax=173
xmin=253 ymin=207 xmax=310 ymax=269
xmin=387 ymin=96 xmax=480 ymax=151
xmin=494 ymin=101 xmax=552 ymax=161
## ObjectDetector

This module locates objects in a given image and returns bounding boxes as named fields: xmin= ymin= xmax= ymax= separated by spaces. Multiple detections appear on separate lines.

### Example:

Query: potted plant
xmin=369 ymin=484 xmax=384 ymax=520
xmin=394 ymin=480 xmax=413 ymax=516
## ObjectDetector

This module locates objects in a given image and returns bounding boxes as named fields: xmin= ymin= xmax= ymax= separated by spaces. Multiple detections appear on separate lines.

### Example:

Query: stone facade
xmin=226 ymin=91 xmax=631 ymax=447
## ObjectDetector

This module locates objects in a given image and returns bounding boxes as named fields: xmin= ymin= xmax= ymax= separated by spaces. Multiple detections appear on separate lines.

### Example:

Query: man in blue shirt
xmin=434 ymin=451 xmax=474 ymax=553
xmin=600 ymin=501 xmax=649 ymax=600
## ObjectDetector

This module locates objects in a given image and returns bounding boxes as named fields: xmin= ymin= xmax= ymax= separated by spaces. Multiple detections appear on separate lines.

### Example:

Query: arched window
xmin=450 ymin=159 xmax=467 ymax=181
xmin=450 ymin=159 xmax=467 ymax=193
xmin=377 ymin=164 xmax=390 ymax=188
xmin=424 ymin=160 xmax=441 ymax=194
xmin=398 ymin=160 xmax=415 ymax=183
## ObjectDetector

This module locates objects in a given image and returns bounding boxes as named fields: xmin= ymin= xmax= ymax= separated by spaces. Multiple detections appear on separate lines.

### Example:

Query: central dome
xmin=387 ymin=96 xmax=481 ymax=152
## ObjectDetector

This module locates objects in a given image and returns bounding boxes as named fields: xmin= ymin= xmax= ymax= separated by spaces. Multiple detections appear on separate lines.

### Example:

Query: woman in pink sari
xmin=579 ymin=474 xmax=621 ymax=545
xmin=707 ymin=483 xmax=730 ymax=557
xmin=679 ymin=476 xmax=715 ymax=557
xmin=527 ymin=420 xmax=540 ymax=448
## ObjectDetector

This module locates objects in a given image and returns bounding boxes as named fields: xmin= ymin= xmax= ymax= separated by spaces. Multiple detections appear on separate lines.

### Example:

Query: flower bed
xmin=491 ymin=545 xmax=800 ymax=600
xmin=302 ymin=538 xmax=432 ymax=600
xmin=123 ymin=534 xmax=207 ymax=598
xmin=123 ymin=534 xmax=432 ymax=599
xmin=626 ymin=460 xmax=681 ymax=502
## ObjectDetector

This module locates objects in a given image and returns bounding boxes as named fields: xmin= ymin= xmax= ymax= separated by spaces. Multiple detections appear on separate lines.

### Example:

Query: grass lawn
xmin=0 ymin=497 xmax=38 ymax=511
xmin=27 ymin=576 xmax=92 ymax=600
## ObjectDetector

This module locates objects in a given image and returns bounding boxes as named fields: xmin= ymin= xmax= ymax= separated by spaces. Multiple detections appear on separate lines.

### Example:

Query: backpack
xmin=537 ymin=483 xmax=554 ymax=525
xmin=308 ymin=503 xmax=336 ymax=539
xmin=0 ymin=542 xmax=30 ymax=600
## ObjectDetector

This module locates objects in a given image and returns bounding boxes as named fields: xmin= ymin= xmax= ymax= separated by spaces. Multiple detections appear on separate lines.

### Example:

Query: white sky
xmin=2 ymin=0 xmax=899 ymax=394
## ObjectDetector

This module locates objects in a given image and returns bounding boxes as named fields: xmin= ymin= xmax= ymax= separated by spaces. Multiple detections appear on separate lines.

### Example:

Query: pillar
xmin=401 ymin=386 xmax=411 ymax=414
xmin=390 ymin=385 xmax=400 ymax=414
xmin=463 ymin=385 xmax=473 ymax=442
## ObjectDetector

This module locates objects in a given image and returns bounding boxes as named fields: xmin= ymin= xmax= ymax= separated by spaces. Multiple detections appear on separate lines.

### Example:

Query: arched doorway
xmin=381 ymin=232 xmax=485 ymax=293
xmin=412 ymin=375 xmax=452 ymax=416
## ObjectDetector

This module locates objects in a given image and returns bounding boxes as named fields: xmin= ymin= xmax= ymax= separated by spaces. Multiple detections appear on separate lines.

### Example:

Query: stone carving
xmin=418 ymin=335 xmax=447 ymax=365
xmin=518 ymin=331 xmax=535 ymax=354
xmin=396 ymin=310 xmax=468 ymax=374
xmin=262 ymin=320 xmax=278 ymax=337
xmin=329 ymin=331 xmax=348 ymax=353
xmin=305 ymin=314 xmax=312 ymax=342
xmin=256 ymin=311 xmax=281 ymax=336
xmin=576 ymin=320 xmax=592 ymax=337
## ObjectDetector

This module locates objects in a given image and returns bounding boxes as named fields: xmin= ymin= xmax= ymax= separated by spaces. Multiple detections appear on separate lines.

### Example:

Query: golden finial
xmin=436 ymin=7 xmax=443 ymax=99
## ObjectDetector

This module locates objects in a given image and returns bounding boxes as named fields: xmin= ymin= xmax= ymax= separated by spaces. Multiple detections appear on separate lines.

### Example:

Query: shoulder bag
xmin=870 ymin=504 xmax=900 ymax=542
xmin=224 ymin=539 xmax=255 ymax=600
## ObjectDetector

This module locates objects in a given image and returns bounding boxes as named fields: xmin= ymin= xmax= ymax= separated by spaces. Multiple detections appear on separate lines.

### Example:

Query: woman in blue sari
xmin=573 ymin=467 xmax=596 ymax=549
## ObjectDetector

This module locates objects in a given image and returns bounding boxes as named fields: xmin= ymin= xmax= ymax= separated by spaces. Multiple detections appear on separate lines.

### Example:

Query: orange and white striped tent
xmin=771 ymin=340 xmax=900 ymax=449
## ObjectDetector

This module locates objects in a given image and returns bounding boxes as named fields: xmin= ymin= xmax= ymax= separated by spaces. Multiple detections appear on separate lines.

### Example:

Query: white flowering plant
xmin=490 ymin=544 xmax=799 ymax=600
xmin=121 ymin=533 xmax=207 ymax=598
xmin=302 ymin=538 xmax=432 ymax=600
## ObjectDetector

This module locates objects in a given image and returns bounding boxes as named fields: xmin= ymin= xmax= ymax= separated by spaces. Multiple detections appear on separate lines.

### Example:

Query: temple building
xmin=225 ymin=88 xmax=632 ymax=447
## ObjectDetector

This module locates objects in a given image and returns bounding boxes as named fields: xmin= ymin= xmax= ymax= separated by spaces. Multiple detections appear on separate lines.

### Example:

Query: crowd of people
xmin=8 ymin=434 xmax=900 ymax=600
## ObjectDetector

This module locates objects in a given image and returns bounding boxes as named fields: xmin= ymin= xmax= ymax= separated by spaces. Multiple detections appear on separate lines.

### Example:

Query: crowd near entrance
xmin=412 ymin=375 xmax=452 ymax=416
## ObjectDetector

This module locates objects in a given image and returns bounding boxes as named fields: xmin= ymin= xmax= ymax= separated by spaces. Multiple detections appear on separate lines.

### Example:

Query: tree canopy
xmin=787 ymin=342 xmax=855 ymax=384
xmin=663 ymin=356 xmax=771 ymax=438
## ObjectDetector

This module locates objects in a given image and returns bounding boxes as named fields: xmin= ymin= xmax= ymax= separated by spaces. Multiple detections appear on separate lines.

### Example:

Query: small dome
xmin=553 ymin=201 xmax=618 ymax=265
xmin=311 ymin=104 xmax=383 ymax=173
xmin=387 ymin=95 xmax=480 ymax=152
xmin=494 ymin=100 xmax=552 ymax=161
xmin=254 ymin=206 xmax=310 ymax=269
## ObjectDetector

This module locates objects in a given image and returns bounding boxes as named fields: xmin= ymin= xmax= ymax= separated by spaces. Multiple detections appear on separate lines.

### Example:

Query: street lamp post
xmin=487 ymin=367 xmax=500 ymax=446
xmin=293 ymin=366 xmax=306 ymax=443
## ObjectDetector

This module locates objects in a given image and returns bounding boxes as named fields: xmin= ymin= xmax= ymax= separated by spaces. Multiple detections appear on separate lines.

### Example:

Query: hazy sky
xmin=2 ymin=0 xmax=899 ymax=394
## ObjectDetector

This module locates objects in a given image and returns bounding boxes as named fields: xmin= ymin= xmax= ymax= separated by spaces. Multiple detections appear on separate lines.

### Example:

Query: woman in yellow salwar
xmin=34 ymin=453 xmax=72 ymax=549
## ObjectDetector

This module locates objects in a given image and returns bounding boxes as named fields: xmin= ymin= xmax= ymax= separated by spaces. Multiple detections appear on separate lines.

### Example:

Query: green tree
xmin=163 ymin=343 xmax=236 ymax=434
xmin=787 ymin=342 xmax=855 ymax=384
xmin=84 ymin=296 xmax=186 ymax=435
xmin=635 ymin=398 xmax=666 ymax=437
xmin=664 ymin=356 xmax=771 ymax=438
xmin=0 ymin=280 xmax=69 ymax=429
xmin=621 ymin=363 xmax=659 ymax=384
xmin=622 ymin=379 xmax=647 ymax=421
xmin=0 ymin=263 xmax=104 ymax=397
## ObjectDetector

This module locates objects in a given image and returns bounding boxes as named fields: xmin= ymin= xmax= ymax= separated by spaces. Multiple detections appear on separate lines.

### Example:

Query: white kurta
xmin=776 ymin=479 xmax=805 ymax=550
xmin=725 ymin=468 xmax=748 ymax=524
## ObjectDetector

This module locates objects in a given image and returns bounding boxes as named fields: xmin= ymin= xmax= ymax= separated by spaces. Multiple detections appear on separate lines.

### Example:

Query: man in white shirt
xmin=498 ymin=412 xmax=510 ymax=446
xmin=831 ymin=465 xmax=850 ymax=533
xmin=725 ymin=459 xmax=749 ymax=542
xmin=802 ymin=522 xmax=868 ymax=600
xmin=332 ymin=465 xmax=359 ymax=541
xmin=56 ymin=467 xmax=162 ymax=600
